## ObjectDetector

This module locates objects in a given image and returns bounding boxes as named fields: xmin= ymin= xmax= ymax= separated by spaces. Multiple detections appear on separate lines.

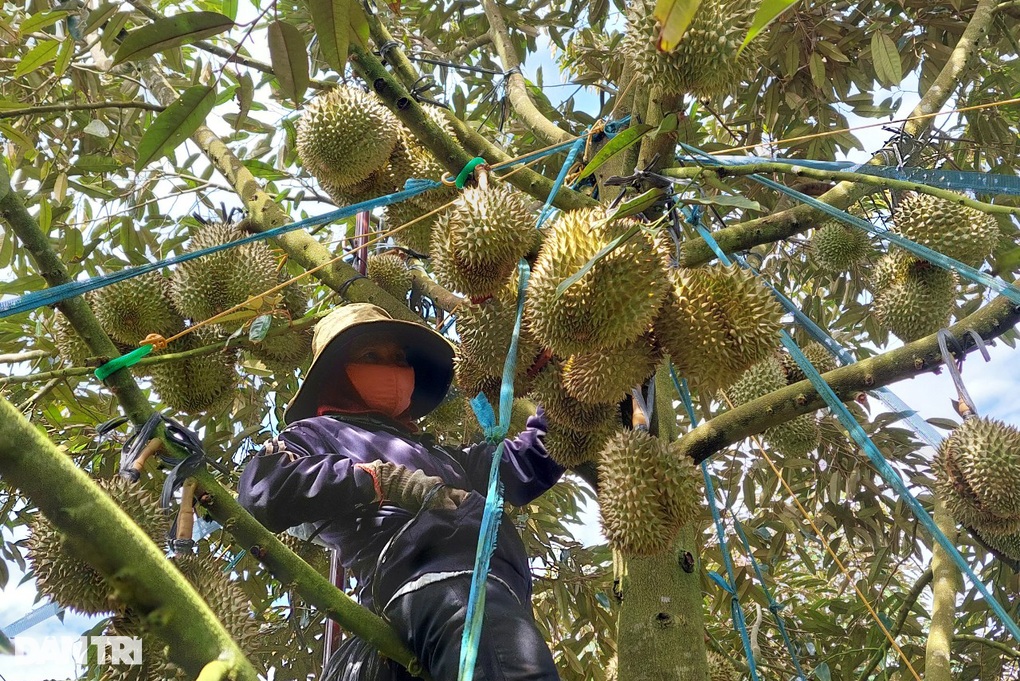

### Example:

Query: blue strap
xmin=677 ymin=142 xmax=1020 ymax=306
xmin=458 ymin=130 xmax=591 ymax=681
xmin=780 ymin=333 xmax=1020 ymax=645
xmin=0 ymin=179 xmax=442 ymax=319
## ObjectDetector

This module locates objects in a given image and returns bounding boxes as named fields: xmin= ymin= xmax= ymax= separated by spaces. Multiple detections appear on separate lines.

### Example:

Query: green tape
xmin=455 ymin=157 xmax=487 ymax=189
xmin=94 ymin=344 xmax=153 ymax=381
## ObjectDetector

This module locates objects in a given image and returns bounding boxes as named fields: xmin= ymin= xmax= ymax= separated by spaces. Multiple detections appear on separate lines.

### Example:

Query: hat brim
xmin=284 ymin=319 xmax=455 ymax=425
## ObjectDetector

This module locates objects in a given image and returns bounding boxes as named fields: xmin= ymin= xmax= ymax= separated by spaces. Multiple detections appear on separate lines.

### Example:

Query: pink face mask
xmin=344 ymin=363 xmax=415 ymax=418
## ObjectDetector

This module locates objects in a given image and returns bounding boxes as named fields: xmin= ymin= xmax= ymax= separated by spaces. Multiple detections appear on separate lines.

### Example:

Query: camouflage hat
xmin=284 ymin=304 xmax=454 ymax=424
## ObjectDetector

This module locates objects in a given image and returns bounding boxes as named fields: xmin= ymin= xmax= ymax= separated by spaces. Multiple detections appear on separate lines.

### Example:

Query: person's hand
xmin=355 ymin=461 xmax=468 ymax=512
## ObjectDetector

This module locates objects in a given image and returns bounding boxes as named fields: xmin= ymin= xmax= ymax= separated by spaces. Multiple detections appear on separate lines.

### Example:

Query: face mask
xmin=345 ymin=363 xmax=415 ymax=418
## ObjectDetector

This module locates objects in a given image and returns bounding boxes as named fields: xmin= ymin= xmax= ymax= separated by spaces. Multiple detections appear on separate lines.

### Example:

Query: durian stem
xmin=0 ymin=170 xmax=426 ymax=677
xmin=679 ymin=0 xmax=1000 ymax=267
xmin=136 ymin=62 xmax=424 ymax=325
xmin=616 ymin=527 xmax=708 ymax=681
xmin=408 ymin=267 xmax=466 ymax=313
xmin=359 ymin=20 xmax=598 ymax=212
xmin=0 ymin=397 xmax=260 ymax=681
xmin=479 ymin=0 xmax=573 ymax=145
xmin=925 ymin=500 xmax=961 ymax=681
xmin=674 ymin=283 xmax=1020 ymax=465
xmin=660 ymin=164 xmax=1020 ymax=218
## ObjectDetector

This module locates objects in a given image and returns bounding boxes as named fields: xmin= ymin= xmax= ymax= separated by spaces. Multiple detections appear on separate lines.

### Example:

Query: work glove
xmin=355 ymin=460 xmax=468 ymax=512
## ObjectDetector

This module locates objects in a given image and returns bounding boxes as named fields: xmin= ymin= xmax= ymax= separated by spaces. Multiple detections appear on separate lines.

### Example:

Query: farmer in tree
xmin=237 ymin=303 xmax=564 ymax=680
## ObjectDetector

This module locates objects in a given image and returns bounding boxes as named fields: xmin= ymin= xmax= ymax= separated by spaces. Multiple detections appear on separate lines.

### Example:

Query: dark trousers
xmin=323 ymin=576 xmax=560 ymax=681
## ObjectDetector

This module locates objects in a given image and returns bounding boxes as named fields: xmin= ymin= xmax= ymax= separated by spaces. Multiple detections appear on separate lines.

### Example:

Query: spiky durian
xmin=529 ymin=361 xmax=619 ymax=432
xmin=810 ymin=221 xmax=871 ymax=272
xmin=394 ymin=109 xmax=459 ymax=212
xmin=296 ymin=85 xmax=399 ymax=188
xmin=871 ymin=252 xmax=957 ymax=342
xmin=52 ymin=309 xmax=92 ymax=365
xmin=972 ymin=527 xmax=1020 ymax=564
xmin=707 ymin=651 xmax=741 ymax=681
xmin=620 ymin=0 xmax=762 ymax=98
xmin=563 ymin=339 xmax=660 ymax=404
xmin=937 ymin=417 xmax=1020 ymax=523
xmin=527 ymin=208 xmax=670 ymax=356
xmin=598 ymin=430 xmax=703 ymax=556
xmin=893 ymin=192 xmax=1000 ymax=267
xmin=779 ymin=342 xmax=839 ymax=384
xmin=367 ymin=253 xmax=412 ymax=300
xmin=655 ymin=265 xmax=784 ymax=394
xmin=248 ymin=324 xmax=312 ymax=374
xmin=148 ymin=329 xmax=239 ymax=414
xmin=431 ymin=185 xmax=536 ymax=298
xmin=456 ymin=291 xmax=540 ymax=379
xmin=93 ymin=273 xmax=185 ymax=346
xmin=454 ymin=351 xmax=503 ymax=406
xmin=727 ymin=356 xmax=819 ymax=457
xmin=384 ymin=199 xmax=442 ymax=256
xmin=27 ymin=478 xmax=169 ymax=615
xmin=169 ymin=222 xmax=280 ymax=328
xmin=420 ymin=392 xmax=469 ymax=442
xmin=544 ymin=421 xmax=620 ymax=468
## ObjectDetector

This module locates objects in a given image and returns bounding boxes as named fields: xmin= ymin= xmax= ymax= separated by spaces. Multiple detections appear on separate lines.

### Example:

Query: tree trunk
xmin=925 ymin=499 xmax=961 ymax=681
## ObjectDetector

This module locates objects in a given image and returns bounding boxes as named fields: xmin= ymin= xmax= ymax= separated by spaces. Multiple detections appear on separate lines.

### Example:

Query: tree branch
xmin=479 ymin=0 xmax=572 ymax=145
xmin=0 ymin=349 xmax=54 ymax=363
xmin=661 ymin=164 xmax=1020 ymax=217
xmin=926 ymin=500 xmax=961 ymax=681
xmin=857 ymin=568 xmax=934 ymax=681
xmin=0 ymin=101 xmax=165 ymax=119
xmin=676 ymin=287 xmax=1020 ymax=465
xmin=679 ymin=0 xmax=1001 ymax=267
xmin=952 ymin=633 xmax=1020 ymax=659
xmin=449 ymin=31 xmax=494 ymax=60
xmin=0 ymin=397 xmax=259 ymax=681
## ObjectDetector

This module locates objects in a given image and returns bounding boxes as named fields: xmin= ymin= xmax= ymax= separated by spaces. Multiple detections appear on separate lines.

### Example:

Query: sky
xmin=4 ymin=11 xmax=1020 ymax=681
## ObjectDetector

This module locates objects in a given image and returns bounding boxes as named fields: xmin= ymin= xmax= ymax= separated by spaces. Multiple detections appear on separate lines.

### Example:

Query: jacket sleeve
xmin=236 ymin=423 xmax=378 ymax=533
xmin=461 ymin=407 xmax=564 ymax=507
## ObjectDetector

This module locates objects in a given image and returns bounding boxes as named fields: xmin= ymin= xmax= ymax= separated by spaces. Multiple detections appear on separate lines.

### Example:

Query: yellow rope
xmin=718 ymin=396 xmax=923 ymax=681
xmin=718 ymin=95 xmax=1020 ymax=155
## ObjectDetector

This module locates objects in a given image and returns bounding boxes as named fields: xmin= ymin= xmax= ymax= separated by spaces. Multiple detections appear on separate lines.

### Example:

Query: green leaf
xmin=0 ymin=627 xmax=13 ymax=655
xmin=308 ymin=0 xmax=351 ymax=74
xmin=576 ymin=124 xmax=653 ymax=181
xmin=809 ymin=51 xmax=826 ymax=89
xmin=113 ymin=11 xmax=234 ymax=65
xmin=54 ymin=37 xmax=74 ymax=77
xmin=21 ymin=10 xmax=70 ymax=34
xmin=677 ymin=194 xmax=763 ymax=211
xmin=267 ymin=20 xmax=309 ymax=106
xmin=349 ymin=1 xmax=370 ymax=49
xmin=72 ymin=155 xmax=122 ymax=174
xmin=14 ymin=39 xmax=60 ymax=78
xmin=242 ymin=159 xmax=288 ymax=181
xmin=135 ymin=85 xmax=215 ymax=170
xmin=814 ymin=661 xmax=832 ymax=681
xmin=554 ymin=223 xmax=642 ymax=300
xmin=221 ymin=0 xmax=238 ymax=22
xmin=81 ymin=2 xmax=119 ymax=35
xmin=655 ymin=112 xmax=679 ymax=135
xmin=607 ymin=188 xmax=666 ymax=220
xmin=65 ymin=227 xmax=84 ymax=261
xmin=249 ymin=314 xmax=272 ymax=342
xmin=871 ymin=31 xmax=902 ymax=87
xmin=740 ymin=0 xmax=801 ymax=52
xmin=653 ymin=0 xmax=703 ymax=52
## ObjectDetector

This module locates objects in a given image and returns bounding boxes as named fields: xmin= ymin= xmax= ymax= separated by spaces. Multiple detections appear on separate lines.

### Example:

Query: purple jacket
xmin=236 ymin=409 xmax=564 ymax=608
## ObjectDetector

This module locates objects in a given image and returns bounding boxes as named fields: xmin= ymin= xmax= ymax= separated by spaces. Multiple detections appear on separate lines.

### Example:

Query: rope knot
xmin=142 ymin=333 xmax=168 ymax=351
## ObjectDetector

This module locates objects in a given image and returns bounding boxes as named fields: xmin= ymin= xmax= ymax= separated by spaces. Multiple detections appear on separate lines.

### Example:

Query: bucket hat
xmin=284 ymin=304 xmax=455 ymax=424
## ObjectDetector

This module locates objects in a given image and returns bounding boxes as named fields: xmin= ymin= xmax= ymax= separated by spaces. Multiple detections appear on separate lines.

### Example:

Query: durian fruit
xmin=456 ymin=291 xmax=541 ymax=381
xmin=727 ymin=356 xmax=819 ymax=458
xmin=544 ymin=420 xmax=619 ymax=468
xmin=598 ymin=430 xmax=703 ymax=556
xmin=420 ymin=392 xmax=469 ymax=442
xmin=52 ymin=309 xmax=92 ymax=365
xmin=296 ymin=85 xmax=399 ymax=189
xmin=871 ymin=251 xmax=958 ymax=342
xmin=395 ymin=109 xmax=460 ymax=211
xmin=431 ymin=185 xmax=537 ymax=298
xmin=93 ymin=273 xmax=185 ymax=346
xmin=810 ymin=221 xmax=871 ymax=272
xmin=169 ymin=222 xmax=280 ymax=328
xmin=454 ymin=351 xmax=503 ymax=405
xmin=248 ymin=270 xmax=312 ymax=374
xmin=935 ymin=417 xmax=1020 ymax=527
xmin=655 ymin=265 xmax=784 ymax=394
xmin=893 ymin=192 xmax=1000 ymax=267
xmin=148 ymin=329 xmax=240 ymax=413
xmin=707 ymin=651 xmax=741 ymax=681
xmin=527 ymin=208 xmax=671 ymax=356
xmin=779 ymin=342 xmax=839 ymax=384
xmin=384 ymin=199 xmax=443 ymax=256
xmin=620 ymin=0 xmax=762 ymax=98
xmin=529 ymin=361 xmax=618 ymax=432
xmin=366 ymin=253 xmax=412 ymax=299
xmin=27 ymin=478 xmax=169 ymax=615
xmin=562 ymin=338 xmax=660 ymax=404
xmin=972 ymin=526 xmax=1020 ymax=564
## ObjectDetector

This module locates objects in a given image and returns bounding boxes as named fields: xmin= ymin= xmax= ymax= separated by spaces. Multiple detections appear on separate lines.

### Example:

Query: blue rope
xmin=691 ymin=215 xmax=1020 ymax=652
xmin=458 ymin=131 xmax=589 ymax=681
xmin=0 ymin=179 xmax=442 ymax=319
xmin=675 ymin=155 xmax=1020 ymax=196
xmin=677 ymin=142 xmax=1020 ymax=307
